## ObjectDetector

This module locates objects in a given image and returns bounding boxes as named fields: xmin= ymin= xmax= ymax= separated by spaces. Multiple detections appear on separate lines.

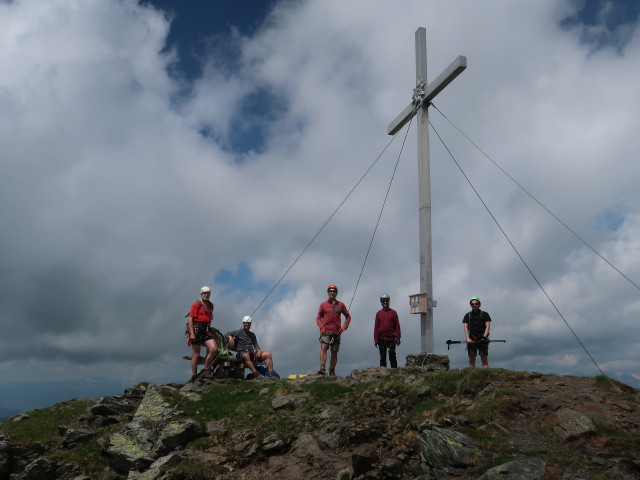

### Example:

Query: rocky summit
xmin=0 ymin=366 xmax=638 ymax=480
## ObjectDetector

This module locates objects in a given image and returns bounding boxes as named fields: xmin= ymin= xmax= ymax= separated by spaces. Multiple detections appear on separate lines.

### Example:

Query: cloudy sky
xmin=1 ymin=0 xmax=639 ymax=400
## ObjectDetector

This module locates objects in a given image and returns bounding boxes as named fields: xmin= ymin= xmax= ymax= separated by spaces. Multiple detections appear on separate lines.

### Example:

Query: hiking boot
xmin=190 ymin=374 xmax=198 ymax=383
xmin=317 ymin=368 xmax=326 ymax=375
xmin=329 ymin=369 xmax=336 ymax=376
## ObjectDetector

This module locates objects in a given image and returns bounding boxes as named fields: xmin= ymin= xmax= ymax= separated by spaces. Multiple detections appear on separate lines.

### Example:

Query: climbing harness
xmin=319 ymin=333 xmax=340 ymax=347
xmin=378 ymin=335 xmax=399 ymax=350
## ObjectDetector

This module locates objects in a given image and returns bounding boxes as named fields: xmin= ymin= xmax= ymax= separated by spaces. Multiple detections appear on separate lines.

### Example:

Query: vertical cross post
xmin=387 ymin=28 xmax=466 ymax=353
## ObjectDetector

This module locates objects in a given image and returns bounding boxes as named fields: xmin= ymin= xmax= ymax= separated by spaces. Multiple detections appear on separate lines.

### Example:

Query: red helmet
xmin=327 ymin=285 xmax=338 ymax=292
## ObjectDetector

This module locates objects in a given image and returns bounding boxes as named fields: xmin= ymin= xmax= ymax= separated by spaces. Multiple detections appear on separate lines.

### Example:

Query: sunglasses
xmin=470 ymin=302 xmax=479 ymax=306
xmin=328 ymin=290 xmax=337 ymax=293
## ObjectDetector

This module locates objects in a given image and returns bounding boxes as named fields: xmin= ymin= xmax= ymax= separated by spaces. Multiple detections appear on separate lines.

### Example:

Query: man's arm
xmin=225 ymin=329 xmax=240 ymax=350
xmin=188 ymin=302 xmax=199 ymax=340
xmin=188 ymin=317 xmax=196 ymax=341
xmin=483 ymin=320 xmax=491 ymax=338
xmin=373 ymin=312 xmax=380 ymax=343
xmin=316 ymin=303 xmax=324 ymax=329
xmin=463 ymin=315 xmax=471 ymax=342
xmin=251 ymin=332 xmax=261 ymax=352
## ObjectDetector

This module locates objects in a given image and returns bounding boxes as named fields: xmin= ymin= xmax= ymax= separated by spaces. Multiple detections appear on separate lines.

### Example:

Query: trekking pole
xmin=445 ymin=339 xmax=506 ymax=350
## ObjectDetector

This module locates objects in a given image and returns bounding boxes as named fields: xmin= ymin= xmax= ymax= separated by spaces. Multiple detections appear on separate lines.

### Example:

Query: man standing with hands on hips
xmin=316 ymin=285 xmax=351 ymax=376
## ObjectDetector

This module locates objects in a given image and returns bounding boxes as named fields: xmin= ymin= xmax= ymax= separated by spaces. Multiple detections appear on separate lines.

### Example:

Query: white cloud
xmin=0 ymin=0 xmax=638 ymax=387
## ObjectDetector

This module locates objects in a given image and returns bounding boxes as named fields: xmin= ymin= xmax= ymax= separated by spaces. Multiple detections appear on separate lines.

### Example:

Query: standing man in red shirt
xmin=316 ymin=285 xmax=351 ymax=376
xmin=374 ymin=293 xmax=401 ymax=368
xmin=187 ymin=286 xmax=218 ymax=381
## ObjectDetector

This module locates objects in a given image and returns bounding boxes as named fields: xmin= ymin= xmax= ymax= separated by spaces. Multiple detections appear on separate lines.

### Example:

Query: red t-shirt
xmin=189 ymin=300 xmax=213 ymax=323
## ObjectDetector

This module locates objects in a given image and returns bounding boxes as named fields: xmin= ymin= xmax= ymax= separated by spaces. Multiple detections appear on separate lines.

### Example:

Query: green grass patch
xmin=162 ymin=382 xmax=305 ymax=450
xmin=409 ymin=397 xmax=448 ymax=424
xmin=594 ymin=375 xmax=639 ymax=401
xmin=0 ymin=399 xmax=94 ymax=445
xmin=441 ymin=369 xmax=520 ymax=396
xmin=161 ymin=382 xmax=273 ymax=425
xmin=52 ymin=439 xmax=110 ymax=477
xmin=301 ymin=381 xmax=352 ymax=402
xmin=173 ymin=458 xmax=224 ymax=480
xmin=466 ymin=388 xmax=524 ymax=422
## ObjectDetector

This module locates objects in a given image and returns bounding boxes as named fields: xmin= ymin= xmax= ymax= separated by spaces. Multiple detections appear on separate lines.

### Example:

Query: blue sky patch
xmin=214 ymin=261 xmax=293 ymax=303
xmin=595 ymin=204 xmax=628 ymax=231
xmin=226 ymin=86 xmax=288 ymax=156
xmin=560 ymin=0 xmax=640 ymax=52
xmin=143 ymin=0 xmax=278 ymax=79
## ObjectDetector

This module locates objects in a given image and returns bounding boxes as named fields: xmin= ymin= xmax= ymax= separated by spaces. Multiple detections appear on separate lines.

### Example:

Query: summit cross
xmin=387 ymin=27 xmax=467 ymax=353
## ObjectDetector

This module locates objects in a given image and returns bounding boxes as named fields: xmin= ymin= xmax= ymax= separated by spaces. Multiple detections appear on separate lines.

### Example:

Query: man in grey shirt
xmin=226 ymin=316 xmax=276 ymax=379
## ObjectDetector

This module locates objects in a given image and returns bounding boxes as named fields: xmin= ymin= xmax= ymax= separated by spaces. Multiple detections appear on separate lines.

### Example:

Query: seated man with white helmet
xmin=226 ymin=316 xmax=277 ymax=379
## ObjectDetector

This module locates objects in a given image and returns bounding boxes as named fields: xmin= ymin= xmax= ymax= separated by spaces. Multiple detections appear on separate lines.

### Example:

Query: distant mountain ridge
xmin=0 ymin=377 xmax=127 ymax=413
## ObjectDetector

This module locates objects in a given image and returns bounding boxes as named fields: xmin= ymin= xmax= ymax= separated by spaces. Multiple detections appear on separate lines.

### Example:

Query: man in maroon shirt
xmin=374 ymin=293 xmax=401 ymax=368
xmin=316 ymin=284 xmax=351 ymax=376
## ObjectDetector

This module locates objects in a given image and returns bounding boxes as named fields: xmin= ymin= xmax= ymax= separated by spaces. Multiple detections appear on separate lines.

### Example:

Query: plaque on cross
xmin=387 ymin=28 xmax=466 ymax=353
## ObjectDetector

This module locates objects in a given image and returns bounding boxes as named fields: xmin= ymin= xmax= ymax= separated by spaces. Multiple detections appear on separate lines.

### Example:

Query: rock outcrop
xmin=0 ymin=368 xmax=638 ymax=480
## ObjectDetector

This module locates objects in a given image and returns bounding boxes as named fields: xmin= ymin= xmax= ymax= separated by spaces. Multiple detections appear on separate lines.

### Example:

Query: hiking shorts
xmin=191 ymin=322 xmax=213 ymax=346
xmin=320 ymin=333 xmax=341 ymax=352
xmin=236 ymin=348 xmax=258 ymax=363
xmin=467 ymin=341 xmax=488 ymax=357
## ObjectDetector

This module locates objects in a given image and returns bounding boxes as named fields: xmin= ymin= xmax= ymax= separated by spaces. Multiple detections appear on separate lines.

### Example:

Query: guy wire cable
xmin=248 ymin=128 xmax=405 ymax=318
xmin=431 ymin=102 xmax=640 ymax=294
xmin=348 ymin=116 xmax=413 ymax=310
xmin=429 ymin=119 xmax=605 ymax=377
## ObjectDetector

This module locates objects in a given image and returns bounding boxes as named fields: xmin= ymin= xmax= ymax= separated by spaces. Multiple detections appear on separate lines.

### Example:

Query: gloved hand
xmin=374 ymin=343 xmax=378 ymax=348
xmin=320 ymin=331 xmax=327 ymax=336
xmin=339 ymin=325 xmax=347 ymax=333
xmin=395 ymin=339 xmax=401 ymax=346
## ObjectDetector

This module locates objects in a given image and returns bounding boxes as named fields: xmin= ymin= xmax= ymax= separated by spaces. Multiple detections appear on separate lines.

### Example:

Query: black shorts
xmin=467 ymin=341 xmax=488 ymax=357
xmin=192 ymin=322 xmax=213 ymax=346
